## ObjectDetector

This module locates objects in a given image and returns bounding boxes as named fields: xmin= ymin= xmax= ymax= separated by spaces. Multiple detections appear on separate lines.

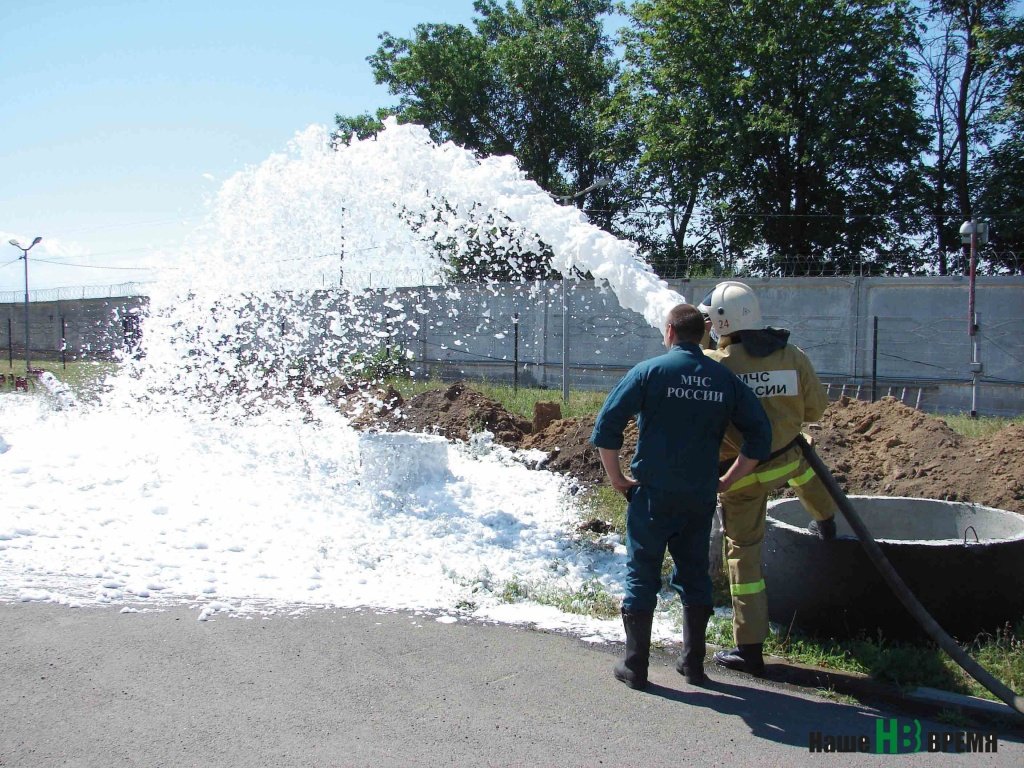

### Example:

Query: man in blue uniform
xmin=591 ymin=304 xmax=772 ymax=690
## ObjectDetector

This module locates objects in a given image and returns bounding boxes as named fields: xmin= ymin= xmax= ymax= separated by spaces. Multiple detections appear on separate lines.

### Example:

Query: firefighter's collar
xmin=735 ymin=327 xmax=791 ymax=357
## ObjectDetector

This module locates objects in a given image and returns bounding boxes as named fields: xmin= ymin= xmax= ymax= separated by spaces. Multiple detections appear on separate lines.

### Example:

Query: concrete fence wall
xmin=2 ymin=277 xmax=1022 ymax=415
xmin=0 ymin=296 xmax=147 ymax=365
xmin=374 ymin=276 xmax=1024 ymax=416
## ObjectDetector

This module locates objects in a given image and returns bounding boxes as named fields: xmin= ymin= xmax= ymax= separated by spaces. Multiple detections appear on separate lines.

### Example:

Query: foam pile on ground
xmin=0 ymin=394 xmax=639 ymax=641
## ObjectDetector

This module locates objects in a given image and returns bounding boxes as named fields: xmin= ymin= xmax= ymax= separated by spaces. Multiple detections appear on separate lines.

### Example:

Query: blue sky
xmin=1 ymin=1 xmax=491 ymax=293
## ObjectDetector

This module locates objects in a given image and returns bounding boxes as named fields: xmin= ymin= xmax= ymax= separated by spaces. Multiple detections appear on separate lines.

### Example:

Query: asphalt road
xmin=1 ymin=602 xmax=1020 ymax=767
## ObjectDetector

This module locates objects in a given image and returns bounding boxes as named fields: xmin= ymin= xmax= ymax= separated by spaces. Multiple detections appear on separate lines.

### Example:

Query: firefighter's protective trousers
xmin=709 ymin=332 xmax=836 ymax=645
xmin=719 ymin=442 xmax=836 ymax=644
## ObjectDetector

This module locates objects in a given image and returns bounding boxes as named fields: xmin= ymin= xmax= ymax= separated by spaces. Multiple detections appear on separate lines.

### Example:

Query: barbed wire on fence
xmin=0 ymin=282 xmax=155 ymax=304
xmin=4 ymin=249 xmax=1022 ymax=302
xmin=648 ymin=251 xmax=1024 ymax=279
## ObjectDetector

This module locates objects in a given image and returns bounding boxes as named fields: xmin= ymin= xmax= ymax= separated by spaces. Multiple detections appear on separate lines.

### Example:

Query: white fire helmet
xmin=698 ymin=281 xmax=764 ymax=337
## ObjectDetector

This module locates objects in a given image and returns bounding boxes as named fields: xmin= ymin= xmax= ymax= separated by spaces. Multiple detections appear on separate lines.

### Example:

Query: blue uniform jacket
xmin=590 ymin=342 xmax=772 ymax=502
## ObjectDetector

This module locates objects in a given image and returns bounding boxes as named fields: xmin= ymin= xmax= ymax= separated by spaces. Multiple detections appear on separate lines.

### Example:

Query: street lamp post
xmin=959 ymin=220 xmax=988 ymax=418
xmin=553 ymin=178 xmax=611 ymax=404
xmin=8 ymin=236 xmax=42 ymax=374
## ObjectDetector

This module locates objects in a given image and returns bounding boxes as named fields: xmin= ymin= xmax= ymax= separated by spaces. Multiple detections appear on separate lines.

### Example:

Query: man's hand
xmin=598 ymin=447 xmax=638 ymax=498
xmin=719 ymin=454 xmax=760 ymax=493
xmin=610 ymin=476 xmax=639 ymax=498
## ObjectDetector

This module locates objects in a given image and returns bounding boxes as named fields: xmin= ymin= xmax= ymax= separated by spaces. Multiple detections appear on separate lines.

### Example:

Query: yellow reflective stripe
xmin=787 ymin=467 xmax=817 ymax=487
xmin=725 ymin=459 xmax=803 ymax=492
xmin=756 ymin=459 xmax=802 ymax=484
xmin=730 ymin=579 xmax=766 ymax=596
xmin=727 ymin=473 xmax=758 ymax=491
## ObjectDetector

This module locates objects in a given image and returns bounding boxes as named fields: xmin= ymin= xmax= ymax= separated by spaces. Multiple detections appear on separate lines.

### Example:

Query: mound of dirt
xmin=520 ymin=415 xmax=637 ymax=484
xmin=355 ymin=383 xmax=1024 ymax=514
xmin=811 ymin=396 xmax=1024 ymax=513
xmin=363 ymin=382 xmax=531 ymax=445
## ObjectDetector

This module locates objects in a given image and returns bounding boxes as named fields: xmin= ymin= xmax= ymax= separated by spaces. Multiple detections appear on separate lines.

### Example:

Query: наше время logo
xmin=808 ymin=718 xmax=999 ymax=754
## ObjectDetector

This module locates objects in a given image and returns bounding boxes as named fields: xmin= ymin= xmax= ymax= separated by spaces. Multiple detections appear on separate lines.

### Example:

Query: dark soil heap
xmin=358 ymin=382 xmax=531 ymax=446
xmin=811 ymin=396 xmax=1024 ymax=514
xmin=353 ymin=383 xmax=1024 ymax=514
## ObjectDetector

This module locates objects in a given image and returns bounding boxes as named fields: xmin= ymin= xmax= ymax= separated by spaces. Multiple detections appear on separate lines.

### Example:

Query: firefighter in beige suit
xmin=700 ymin=281 xmax=838 ymax=675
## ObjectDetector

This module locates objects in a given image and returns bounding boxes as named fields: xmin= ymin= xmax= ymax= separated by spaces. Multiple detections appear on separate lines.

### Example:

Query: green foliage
xmin=751 ymin=620 xmax=1024 ymax=704
xmin=975 ymin=127 xmax=1024 ymax=272
xmin=617 ymin=0 xmax=930 ymax=276
xmin=386 ymin=376 xmax=607 ymax=421
xmin=368 ymin=22 xmax=500 ymax=152
xmin=706 ymin=611 xmax=738 ymax=649
xmin=1 ymin=360 xmax=119 ymax=402
xmin=498 ymin=575 xmax=620 ymax=619
xmin=348 ymin=346 xmax=412 ymax=381
xmin=366 ymin=0 xmax=620 ymax=254
xmin=816 ymin=687 xmax=861 ymax=706
xmin=500 ymin=577 xmax=531 ymax=602
xmin=405 ymin=200 xmax=559 ymax=283
xmin=966 ymin=620 xmax=1024 ymax=700
xmin=362 ymin=0 xmax=627 ymax=282
xmin=471 ymin=379 xmax=607 ymax=420
xmin=916 ymin=0 xmax=1023 ymax=275
xmin=331 ymin=111 xmax=393 ymax=145
xmin=972 ymin=11 xmax=1024 ymax=271
xmin=344 ymin=0 xmax=1023 ymax=279
xmin=941 ymin=412 xmax=1024 ymax=438
xmin=580 ymin=483 xmax=627 ymax=535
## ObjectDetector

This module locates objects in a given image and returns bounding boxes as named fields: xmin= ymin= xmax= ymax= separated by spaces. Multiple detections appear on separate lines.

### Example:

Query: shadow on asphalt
xmin=642 ymin=676 xmax=877 ymax=748
xmin=642 ymin=672 xmax=1024 ymax=750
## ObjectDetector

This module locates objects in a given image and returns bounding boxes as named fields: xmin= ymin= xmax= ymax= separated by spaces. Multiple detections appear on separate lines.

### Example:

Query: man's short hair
xmin=666 ymin=304 xmax=705 ymax=344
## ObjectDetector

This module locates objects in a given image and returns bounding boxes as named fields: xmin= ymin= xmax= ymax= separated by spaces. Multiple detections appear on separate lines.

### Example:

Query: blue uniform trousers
xmin=621 ymin=485 xmax=715 ymax=612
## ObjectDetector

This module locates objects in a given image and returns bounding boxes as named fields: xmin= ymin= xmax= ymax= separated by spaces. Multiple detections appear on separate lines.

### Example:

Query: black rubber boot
xmin=713 ymin=643 xmax=765 ymax=675
xmin=675 ymin=604 xmax=714 ymax=685
xmin=808 ymin=517 xmax=837 ymax=540
xmin=613 ymin=608 xmax=654 ymax=690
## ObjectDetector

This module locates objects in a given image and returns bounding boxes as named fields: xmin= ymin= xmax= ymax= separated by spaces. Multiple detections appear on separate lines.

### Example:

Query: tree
xmin=605 ymin=7 xmax=728 ymax=277
xmin=973 ymin=12 xmax=1024 ymax=272
xmin=403 ymin=200 xmax=557 ymax=283
xmin=366 ymin=22 xmax=502 ymax=153
xmin=354 ymin=1 xmax=621 ymax=283
xmin=914 ymin=0 xmax=1023 ymax=273
xmin=365 ymin=0 xmax=618 ymax=201
xmin=331 ymin=111 xmax=391 ymax=147
xmin=618 ymin=0 xmax=929 ymax=276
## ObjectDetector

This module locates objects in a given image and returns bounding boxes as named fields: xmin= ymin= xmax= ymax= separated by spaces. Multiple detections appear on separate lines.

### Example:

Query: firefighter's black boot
xmin=613 ymin=608 xmax=654 ymax=690
xmin=713 ymin=643 xmax=765 ymax=675
xmin=808 ymin=517 xmax=837 ymax=540
xmin=675 ymin=604 xmax=714 ymax=685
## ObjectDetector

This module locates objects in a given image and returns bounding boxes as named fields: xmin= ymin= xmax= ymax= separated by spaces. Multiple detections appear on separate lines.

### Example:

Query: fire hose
xmin=795 ymin=434 xmax=1024 ymax=716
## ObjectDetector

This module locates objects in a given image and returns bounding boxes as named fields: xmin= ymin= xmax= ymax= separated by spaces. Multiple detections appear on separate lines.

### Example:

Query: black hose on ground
xmin=795 ymin=434 xmax=1024 ymax=716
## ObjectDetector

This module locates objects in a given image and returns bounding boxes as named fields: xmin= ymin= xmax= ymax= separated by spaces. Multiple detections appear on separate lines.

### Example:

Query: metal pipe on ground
xmin=795 ymin=434 xmax=1024 ymax=716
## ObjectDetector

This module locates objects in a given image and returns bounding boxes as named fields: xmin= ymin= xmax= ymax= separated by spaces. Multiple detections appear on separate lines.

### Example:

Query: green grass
xmin=816 ymin=687 xmax=860 ymax=706
xmin=790 ymin=624 xmax=1024 ymax=705
xmin=497 ymin=575 xmax=620 ymax=619
xmin=581 ymin=484 xmax=627 ymax=533
xmin=387 ymin=375 xmax=608 ymax=421
xmin=1 ymin=359 xmax=119 ymax=400
xmin=567 ymin=487 xmax=1023 ymax=707
xmin=706 ymin=602 xmax=1024 ymax=705
xmin=942 ymin=413 xmax=1024 ymax=439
